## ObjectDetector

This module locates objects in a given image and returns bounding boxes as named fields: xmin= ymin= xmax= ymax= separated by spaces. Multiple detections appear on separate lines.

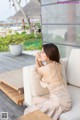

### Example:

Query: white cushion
xmin=67 ymin=49 xmax=80 ymax=87
xmin=60 ymin=58 xmax=68 ymax=83
xmin=60 ymin=85 xmax=80 ymax=120
xmin=23 ymin=65 xmax=34 ymax=105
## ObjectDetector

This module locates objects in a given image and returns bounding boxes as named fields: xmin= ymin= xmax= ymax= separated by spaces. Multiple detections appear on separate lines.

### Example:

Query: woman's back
xmin=39 ymin=61 xmax=71 ymax=111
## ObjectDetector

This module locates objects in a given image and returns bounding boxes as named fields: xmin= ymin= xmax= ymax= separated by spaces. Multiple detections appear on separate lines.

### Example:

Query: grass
xmin=24 ymin=38 xmax=42 ymax=50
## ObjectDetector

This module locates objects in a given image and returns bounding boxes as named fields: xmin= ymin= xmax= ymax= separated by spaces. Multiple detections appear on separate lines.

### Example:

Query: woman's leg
xmin=24 ymin=96 xmax=49 ymax=115
xmin=33 ymin=96 xmax=49 ymax=105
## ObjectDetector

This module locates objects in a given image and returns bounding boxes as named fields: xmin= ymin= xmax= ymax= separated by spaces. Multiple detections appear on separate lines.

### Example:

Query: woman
xmin=24 ymin=43 xmax=72 ymax=120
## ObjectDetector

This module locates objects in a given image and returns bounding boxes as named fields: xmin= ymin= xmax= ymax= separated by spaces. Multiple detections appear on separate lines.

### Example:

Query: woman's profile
xmin=24 ymin=43 xmax=72 ymax=120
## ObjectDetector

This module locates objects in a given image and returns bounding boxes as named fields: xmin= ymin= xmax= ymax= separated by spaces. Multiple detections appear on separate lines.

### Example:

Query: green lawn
xmin=24 ymin=38 xmax=42 ymax=50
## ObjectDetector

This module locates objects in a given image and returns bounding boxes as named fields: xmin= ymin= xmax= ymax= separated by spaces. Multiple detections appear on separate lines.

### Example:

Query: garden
xmin=0 ymin=32 xmax=42 ymax=52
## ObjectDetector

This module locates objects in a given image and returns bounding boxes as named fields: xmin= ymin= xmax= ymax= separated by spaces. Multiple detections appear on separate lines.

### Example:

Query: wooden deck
xmin=0 ymin=82 xmax=24 ymax=105
xmin=0 ymin=52 xmax=35 ymax=73
xmin=0 ymin=90 xmax=27 ymax=120
xmin=0 ymin=52 xmax=35 ymax=119
xmin=0 ymin=68 xmax=24 ymax=91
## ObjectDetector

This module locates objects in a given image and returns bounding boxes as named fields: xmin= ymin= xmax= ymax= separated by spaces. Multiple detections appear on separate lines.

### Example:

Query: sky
xmin=0 ymin=0 xmax=29 ymax=21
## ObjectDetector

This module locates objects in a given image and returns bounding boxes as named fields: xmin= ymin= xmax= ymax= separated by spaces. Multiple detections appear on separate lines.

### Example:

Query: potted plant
xmin=9 ymin=34 xmax=24 ymax=56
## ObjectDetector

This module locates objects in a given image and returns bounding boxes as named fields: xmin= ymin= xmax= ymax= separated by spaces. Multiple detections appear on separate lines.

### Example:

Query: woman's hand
xmin=35 ymin=52 xmax=43 ymax=69
xmin=36 ymin=52 xmax=42 ymax=61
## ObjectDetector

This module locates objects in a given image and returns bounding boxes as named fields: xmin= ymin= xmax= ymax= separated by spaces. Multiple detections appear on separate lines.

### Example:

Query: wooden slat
xmin=1 ymin=79 xmax=24 ymax=94
xmin=17 ymin=110 xmax=52 ymax=120
xmin=0 ymin=82 xmax=24 ymax=105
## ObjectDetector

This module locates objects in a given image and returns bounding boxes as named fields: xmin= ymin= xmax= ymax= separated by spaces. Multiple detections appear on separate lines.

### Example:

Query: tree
xmin=11 ymin=0 xmax=31 ymax=29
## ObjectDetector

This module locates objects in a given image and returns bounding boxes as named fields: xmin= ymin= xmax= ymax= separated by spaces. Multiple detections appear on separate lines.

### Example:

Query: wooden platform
xmin=17 ymin=110 xmax=52 ymax=120
xmin=0 ymin=82 xmax=24 ymax=105
xmin=0 ymin=52 xmax=35 ymax=73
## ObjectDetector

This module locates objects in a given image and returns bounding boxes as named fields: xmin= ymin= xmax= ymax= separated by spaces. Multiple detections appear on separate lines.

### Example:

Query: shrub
xmin=0 ymin=33 xmax=42 ymax=51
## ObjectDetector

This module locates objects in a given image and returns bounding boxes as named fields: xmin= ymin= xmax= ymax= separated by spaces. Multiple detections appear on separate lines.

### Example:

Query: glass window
xmin=41 ymin=0 xmax=80 ymax=57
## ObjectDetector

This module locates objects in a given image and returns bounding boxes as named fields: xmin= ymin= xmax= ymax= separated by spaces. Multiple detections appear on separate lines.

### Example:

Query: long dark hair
xmin=43 ymin=43 xmax=60 ymax=63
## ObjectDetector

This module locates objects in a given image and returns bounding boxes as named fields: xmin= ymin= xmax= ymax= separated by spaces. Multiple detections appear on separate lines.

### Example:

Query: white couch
xmin=23 ymin=49 xmax=80 ymax=120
